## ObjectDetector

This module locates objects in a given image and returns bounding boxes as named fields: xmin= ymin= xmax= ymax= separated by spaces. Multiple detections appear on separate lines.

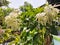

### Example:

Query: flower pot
xmin=53 ymin=35 xmax=60 ymax=45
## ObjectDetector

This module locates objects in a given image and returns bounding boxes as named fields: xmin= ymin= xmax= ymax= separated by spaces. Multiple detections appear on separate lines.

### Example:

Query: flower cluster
xmin=36 ymin=5 xmax=59 ymax=25
xmin=5 ymin=9 xmax=22 ymax=30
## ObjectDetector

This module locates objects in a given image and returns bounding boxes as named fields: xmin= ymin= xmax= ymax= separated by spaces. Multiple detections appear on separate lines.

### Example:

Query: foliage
xmin=18 ymin=2 xmax=45 ymax=45
xmin=0 ymin=1 xmax=60 ymax=45
xmin=0 ymin=0 xmax=9 ymax=6
xmin=0 ymin=8 xmax=5 ymax=26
